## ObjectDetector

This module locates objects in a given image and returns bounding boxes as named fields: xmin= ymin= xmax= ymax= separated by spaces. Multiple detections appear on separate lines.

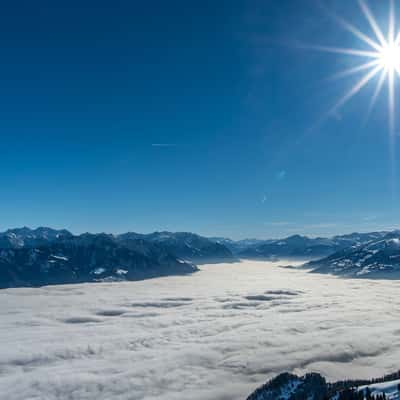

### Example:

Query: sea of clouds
xmin=1 ymin=260 xmax=400 ymax=400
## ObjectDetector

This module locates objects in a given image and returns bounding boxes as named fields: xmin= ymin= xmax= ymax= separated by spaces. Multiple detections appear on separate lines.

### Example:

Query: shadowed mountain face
xmin=246 ymin=372 xmax=328 ymax=400
xmin=307 ymin=232 xmax=400 ymax=278
xmin=0 ymin=228 xmax=238 ymax=288
xmin=0 ymin=233 xmax=198 ymax=288
xmin=238 ymin=235 xmax=337 ymax=259
xmin=118 ymin=231 xmax=236 ymax=263
xmin=208 ymin=237 xmax=269 ymax=253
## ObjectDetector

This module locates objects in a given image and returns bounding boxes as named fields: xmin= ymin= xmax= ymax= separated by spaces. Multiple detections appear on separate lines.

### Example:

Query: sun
xmin=378 ymin=43 xmax=400 ymax=71
xmin=312 ymin=0 xmax=400 ymax=133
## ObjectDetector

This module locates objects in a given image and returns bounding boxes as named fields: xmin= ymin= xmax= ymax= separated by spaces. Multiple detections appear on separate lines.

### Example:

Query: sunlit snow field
xmin=1 ymin=260 xmax=400 ymax=400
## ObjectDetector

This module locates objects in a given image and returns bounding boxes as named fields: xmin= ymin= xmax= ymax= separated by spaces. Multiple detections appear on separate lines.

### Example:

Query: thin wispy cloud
xmin=265 ymin=221 xmax=292 ymax=227
xmin=283 ymin=223 xmax=340 ymax=236
xmin=151 ymin=143 xmax=177 ymax=147
xmin=362 ymin=215 xmax=379 ymax=222
xmin=302 ymin=223 xmax=339 ymax=229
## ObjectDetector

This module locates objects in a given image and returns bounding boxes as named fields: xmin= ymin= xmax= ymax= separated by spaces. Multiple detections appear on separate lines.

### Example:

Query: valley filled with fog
xmin=1 ymin=260 xmax=400 ymax=400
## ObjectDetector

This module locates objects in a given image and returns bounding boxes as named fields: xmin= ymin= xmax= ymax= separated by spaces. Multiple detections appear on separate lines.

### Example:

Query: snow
xmin=358 ymin=379 xmax=400 ymax=399
xmin=280 ymin=379 xmax=301 ymax=399
xmin=251 ymin=379 xmax=301 ymax=400
xmin=116 ymin=269 xmax=128 ymax=275
xmin=50 ymin=255 xmax=69 ymax=261
xmin=356 ymin=266 xmax=372 ymax=276
xmin=92 ymin=268 xmax=106 ymax=275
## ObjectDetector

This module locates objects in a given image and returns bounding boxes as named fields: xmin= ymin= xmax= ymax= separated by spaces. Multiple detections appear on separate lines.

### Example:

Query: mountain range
xmin=212 ymin=231 xmax=400 ymax=278
xmin=212 ymin=232 xmax=390 ymax=259
xmin=119 ymin=231 xmax=235 ymax=263
xmin=1 ymin=227 xmax=400 ymax=288
xmin=0 ymin=228 xmax=236 ymax=288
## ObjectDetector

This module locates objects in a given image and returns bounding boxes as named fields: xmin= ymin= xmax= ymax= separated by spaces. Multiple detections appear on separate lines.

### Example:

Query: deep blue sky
xmin=1 ymin=0 xmax=399 ymax=239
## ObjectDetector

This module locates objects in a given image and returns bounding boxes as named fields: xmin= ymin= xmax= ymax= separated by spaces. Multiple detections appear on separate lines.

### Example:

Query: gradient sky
xmin=1 ymin=0 xmax=399 ymax=239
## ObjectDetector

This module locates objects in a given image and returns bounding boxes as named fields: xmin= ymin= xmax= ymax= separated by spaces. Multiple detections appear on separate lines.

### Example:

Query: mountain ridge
xmin=246 ymin=371 xmax=400 ymax=400
xmin=0 ymin=233 xmax=198 ymax=288
xmin=2 ymin=227 xmax=400 ymax=287
xmin=210 ymin=231 xmax=392 ymax=259
xmin=0 ymin=227 xmax=235 ymax=288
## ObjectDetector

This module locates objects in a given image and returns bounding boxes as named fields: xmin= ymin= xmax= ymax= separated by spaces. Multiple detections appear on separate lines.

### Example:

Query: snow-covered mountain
xmin=0 ymin=227 xmax=72 ymax=249
xmin=246 ymin=371 xmax=400 ymax=400
xmin=307 ymin=232 xmax=400 ymax=278
xmin=213 ymin=232 xmax=390 ymax=260
xmin=118 ymin=231 xmax=236 ymax=263
xmin=2 ymin=227 xmax=389 ymax=264
xmin=0 ymin=233 xmax=197 ymax=288
xmin=0 ymin=227 xmax=237 ymax=288
xmin=238 ymin=235 xmax=338 ymax=259
xmin=2 ymin=227 xmax=399 ymax=287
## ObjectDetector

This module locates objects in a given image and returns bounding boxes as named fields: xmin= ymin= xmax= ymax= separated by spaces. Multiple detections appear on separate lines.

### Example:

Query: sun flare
xmin=315 ymin=0 xmax=400 ymax=133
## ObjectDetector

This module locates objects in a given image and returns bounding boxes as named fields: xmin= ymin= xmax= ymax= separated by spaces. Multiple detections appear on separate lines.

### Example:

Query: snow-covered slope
xmin=358 ymin=379 xmax=400 ymax=400
xmin=308 ymin=233 xmax=400 ymax=278
xmin=246 ymin=372 xmax=400 ymax=400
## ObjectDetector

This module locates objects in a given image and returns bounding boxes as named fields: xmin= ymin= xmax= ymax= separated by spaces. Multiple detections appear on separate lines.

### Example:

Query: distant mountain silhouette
xmin=211 ymin=232 xmax=389 ymax=259
xmin=117 ymin=231 xmax=236 ymax=263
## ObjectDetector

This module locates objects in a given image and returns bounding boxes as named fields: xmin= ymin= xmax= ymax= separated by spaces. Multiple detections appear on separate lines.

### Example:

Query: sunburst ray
xmin=327 ymin=10 xmax=382 ymax=52
xmin=303 ymin=44 xmax=379 ymax=58
xmin=358 ymin=0 xmax=387 ymax=47
xmin=330 ymin=64 xmax=381 ymax=114
xmin=365 ymin=69 xmax=387 ymax=122
xmin=313 ymin=0 xmax=399 ymax=197
xmin=306 ymin=0 xmax=400 ymax=132
xmin=329 ymin=59 xmax=381 ymax=81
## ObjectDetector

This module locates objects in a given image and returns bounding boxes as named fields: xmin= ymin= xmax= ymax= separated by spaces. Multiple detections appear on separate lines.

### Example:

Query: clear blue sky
xmin=0 ymin=0 xmax=399 ymax=239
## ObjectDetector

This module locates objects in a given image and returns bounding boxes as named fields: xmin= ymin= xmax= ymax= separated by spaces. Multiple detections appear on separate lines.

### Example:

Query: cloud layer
xmin=1 ymin=260 xmax=400 ymax=400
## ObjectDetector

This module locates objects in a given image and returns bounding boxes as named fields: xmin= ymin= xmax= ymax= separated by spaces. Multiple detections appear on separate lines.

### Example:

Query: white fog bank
xmin=1 ymin=260 xmax=400 ymax=400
